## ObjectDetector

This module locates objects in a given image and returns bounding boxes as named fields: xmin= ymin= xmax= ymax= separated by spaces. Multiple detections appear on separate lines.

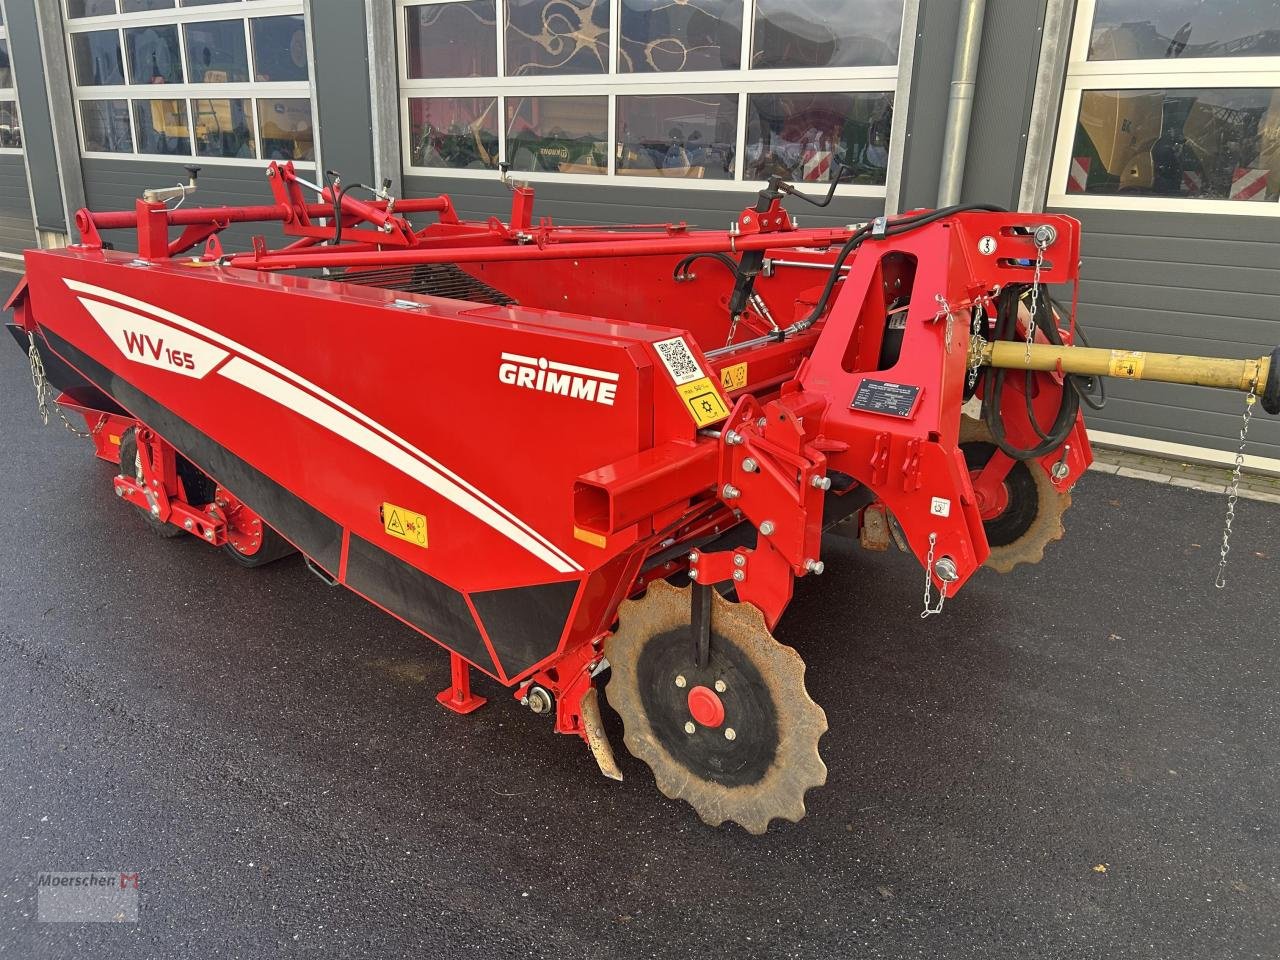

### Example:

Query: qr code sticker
xmin=654 ymin=337 xmax=704 ymax=385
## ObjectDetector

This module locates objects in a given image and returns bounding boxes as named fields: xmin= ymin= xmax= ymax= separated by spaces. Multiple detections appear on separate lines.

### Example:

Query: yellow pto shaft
xmin=978 ymin=340 xmax=1280 ymax=414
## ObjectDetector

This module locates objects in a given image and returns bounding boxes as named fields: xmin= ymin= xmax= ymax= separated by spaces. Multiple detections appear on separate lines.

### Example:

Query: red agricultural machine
xmin=7 ymin=162 xmax=1278 ymax=832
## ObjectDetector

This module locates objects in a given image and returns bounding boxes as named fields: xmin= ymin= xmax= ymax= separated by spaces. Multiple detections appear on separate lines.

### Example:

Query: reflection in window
xmin=0 ymin=40 xmax=10 ymax=88
xmin=133 ymin=98 xmax=191 ymax=154
xmin=66 ymin=0 xmax=118 ymax=17
xmin=192 ymin=97 xmax=256 ymax=157
xmin=72 ymin=30 xmax=126 ymax=86
xmin=0 ymin=101 xmax=20 ymax=149
xmin=616 ymin=94 xmax=736 ymax=178
xmin=1089 ymin=0 xmax=1280 ymax=60
xmin=81 ymin=99 xmax=133 ymax=152
xmin=121 ymin=0 xmax=175 ymax=11
xmin=405 ymin=1 xmax=496 ymax=79
xmin=250 ymin=16 xmax=309 ymax=82
xmin=752 ymin=0 xmax=902 ymax=69
xmin=745 ymin=92 xmax=892 ymax=183
xmin=618 ymin=0 xmax=741 ymax=72
xmin=126 ymin=25 xmax=184 ymax=84
xmin=408 ymin=97 xmax=499 ymax=169
xmin=506 ymin=0 xmax=609 ymax=76
xmin=506 ymin=96 xmax=607 ymax=173
xmin=257 ymin=97 xmax=313 ymax=161
xmin=1068 ymin=88 xmax=1280 ymax=202
xmin=183 ymin=20 xmax=250 ymax=83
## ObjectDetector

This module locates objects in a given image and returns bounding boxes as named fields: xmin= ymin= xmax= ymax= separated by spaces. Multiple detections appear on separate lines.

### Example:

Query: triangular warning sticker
xmin=386 ymin=509 xmax=406 ymax=536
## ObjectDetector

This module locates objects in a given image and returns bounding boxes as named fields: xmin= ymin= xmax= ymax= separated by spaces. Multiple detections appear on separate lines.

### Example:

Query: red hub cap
xmin=969 ymin=467 xmax=1010 ymax=521
xmin=687 ymin=685 xmax=725 ymax=728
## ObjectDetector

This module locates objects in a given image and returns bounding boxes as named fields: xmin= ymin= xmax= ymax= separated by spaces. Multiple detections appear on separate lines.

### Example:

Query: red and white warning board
xmin=1230 ymin=167 xmax=1269 ymax=202
xmin=1067 ymin=156 xmax=1091 ymax=193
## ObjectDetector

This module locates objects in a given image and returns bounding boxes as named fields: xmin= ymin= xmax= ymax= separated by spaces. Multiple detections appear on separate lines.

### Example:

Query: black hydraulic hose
xmin=1048 ymin=293 xmax=1107 ymax=411
xmin=325 ymin=172 xmax=378 ymax=247
xmin=674 ymin=251 xmax=741 ymax=282
xmin=982 ymin=286 xmax=1081 ymax=460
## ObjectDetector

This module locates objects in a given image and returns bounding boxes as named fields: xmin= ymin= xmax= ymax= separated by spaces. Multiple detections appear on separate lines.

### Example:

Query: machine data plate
xmin=850 ymin=379 xmax=922 ymax=419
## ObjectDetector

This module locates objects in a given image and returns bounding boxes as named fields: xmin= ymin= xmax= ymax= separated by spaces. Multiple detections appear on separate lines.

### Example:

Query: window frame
xmin=395 ymin=0 xmax=911 ymax=196
xmin=1047 ymin=0 xmax=1280 ymax=217
xmin=0 ymin=11 xmax=20 ymax=156
xmin=63 ymin=0 xmax=315 ymax=167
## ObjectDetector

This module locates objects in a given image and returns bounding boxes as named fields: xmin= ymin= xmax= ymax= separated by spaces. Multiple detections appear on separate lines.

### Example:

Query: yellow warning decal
xmin=381 ymin=502 xmax=428 ymax=548
xmin=1108 ymin=350 xmax=1146 ymax=380
xmin=573 ymin=526 xmax=607 ymax=549
xmin=720 ymin=362 xmax=749 ymax=392
xmin=677 ymin=376 xmax=731 ymax=427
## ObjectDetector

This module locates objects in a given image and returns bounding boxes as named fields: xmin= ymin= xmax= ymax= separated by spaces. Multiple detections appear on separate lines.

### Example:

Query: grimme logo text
xmin=498 ymin=353 xmax=618 ymax=406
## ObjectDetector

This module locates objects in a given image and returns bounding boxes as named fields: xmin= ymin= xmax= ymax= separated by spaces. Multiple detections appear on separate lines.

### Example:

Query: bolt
xmin=684 ymin=721 xmax=696 ymax=735
xmin=732 ymin=569 xmax=745 ymax=582
xmin=756 ymin=417 xmax=767 ymax=429
xmin=183 ymin=518 xmax=194 ymax=530
xmin=1052 ymin=461 xmax=1070 ymax=481
xmin=733 ymin=554 xmax=746 ymax=568
xmin=150 ymin=505 xmax=160 ymax=516
xmin=525 ymin=686 xmax=554 ymax=715
xmin=675 ymin=675 xmax=687 ymax=688
xmin=724 ymin=727 xmax=737 ymax=741
xmin=722 ymin=483 xmax=741 ymax=500
xmin=741 ymin=458 xmax=758 ymax=473
xmin=759 ymin=520 xmax=776 ymax=536
xmin=688 ymin=569 xmax=699 ymax=581
xmin=935 ymin=556 xmax=959 ymax=583
xmin=688 ymin=551 xmax=700 ymax=563
xmin=714 ymin=680 xmax=727 ymax=693
xmin=204 ymin=530 xmax=214 ymax=542
xmin=805 ymin=559 xmax=825 ymax=575
xmin=724 ymin=430 xmax=742 ymax=446
xmin=811 ymin=475 xmax=832 ymax=490
xmin=115 ymin=487 xmax=124 ymax=497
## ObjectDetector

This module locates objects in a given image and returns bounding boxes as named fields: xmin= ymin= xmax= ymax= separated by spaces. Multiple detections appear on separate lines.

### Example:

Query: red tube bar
xmin=76 ymin=195 xmax=454 ymax=232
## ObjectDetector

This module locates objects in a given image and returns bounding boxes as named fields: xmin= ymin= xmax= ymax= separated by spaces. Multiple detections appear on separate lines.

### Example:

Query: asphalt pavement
xmin=1 ymin=269 xmax=1278 ymax=959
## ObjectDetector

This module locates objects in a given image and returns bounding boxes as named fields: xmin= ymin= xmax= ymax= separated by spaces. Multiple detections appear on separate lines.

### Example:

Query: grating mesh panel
xmin=334 ymin=263 xmax=516 ymax=306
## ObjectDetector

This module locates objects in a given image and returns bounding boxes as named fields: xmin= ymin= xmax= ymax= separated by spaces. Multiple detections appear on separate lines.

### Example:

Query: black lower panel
xmin=470 ymin=578 xmax=580 ymax=678
xmin=41 ymin=326 xmax=343 ymax=574
xmin=344 ymin=534 xmax=494 ymax=673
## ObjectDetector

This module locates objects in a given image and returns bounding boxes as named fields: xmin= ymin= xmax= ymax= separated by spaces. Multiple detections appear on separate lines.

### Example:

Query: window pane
xmin=125 ymin=24 xmax=183 ymax=84
xmin=405 ymin=1 xmax=496 ymax=79
xmin=1068 ymin=88 xmax=1280 ymax=202
xmin=66 ymin=0 xmax=118 ymax=17
xmin=616 ymin=94 xmax=737 ymax=179
xmin=505 ymin=96 xmax=607 ymax=173
xmin=182 ymin=0 xmax=238 ymax=5
xmin=81 ymin=99 xmax=133 ymax=152
xmin=0 ymin=40 xmax=10 ymax=88
xmin=250 ymin=15 xmax=308 ymax=82
xmin=1090 ymin=1 xmax=1280 ymax=60
xmin=184 ymin=20 xmax=250 ymax=83
xmin=192 ymin=97 xmax=256 ymax=157
xmin=619 ymin=0 xmax=742 ymax=72
xmin=408 ymin=97 xmax=499 ymax=169
xmin=72 ymin=30 xmax=126 ymax=86
xmin=752 ymin=0 xmax=902 ymax=69
xmin=745 ymin=91 xmax=893 ymax=184
xmin=0 ymin=101 xmax=20 ymax=149
xmin=506 ymin=0 xmax=609 ymax=76
xmin=257 ymin=97 xmax=313 ymax=160
xmin=121 ymin=0 xmax=175 ymax=11
xmin=133 ymin=98 xmax=191 ymax=154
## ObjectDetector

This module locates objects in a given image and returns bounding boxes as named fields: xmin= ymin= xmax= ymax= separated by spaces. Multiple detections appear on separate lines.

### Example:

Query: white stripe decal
xmin=66 ymin=277 xmax=582 ymax=573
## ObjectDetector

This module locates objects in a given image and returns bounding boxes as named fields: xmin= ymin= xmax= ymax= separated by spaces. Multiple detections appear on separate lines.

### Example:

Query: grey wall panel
xmin=0 ymin=153 xmax=36 ymax=255
xmin=960 ymin=0 xmax=1046 ymax=209
xmin=1055 ymin=207 xmax=1280 ymax=458
xmin=80 ymin=158 xmax=272 ymax=252
xmin=897 ymin=0 xmax=959 ymax=211
xmin=308 ymin=0 xmax=376 ymax=185
xmin=402 ymin=176 xmax=885 ymax=230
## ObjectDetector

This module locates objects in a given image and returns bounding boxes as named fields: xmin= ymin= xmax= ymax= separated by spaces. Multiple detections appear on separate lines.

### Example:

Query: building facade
xmin=1 ymin=0 xmax=1277 ymax=466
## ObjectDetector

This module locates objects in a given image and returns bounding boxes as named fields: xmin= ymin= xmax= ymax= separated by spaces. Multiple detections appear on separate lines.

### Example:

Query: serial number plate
xmin=850 ymin=379 xmax=922 ymax=419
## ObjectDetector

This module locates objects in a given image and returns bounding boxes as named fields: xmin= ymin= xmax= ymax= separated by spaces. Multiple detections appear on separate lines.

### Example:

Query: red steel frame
xmin=7 ymin=161 xmax=1092 ymax=757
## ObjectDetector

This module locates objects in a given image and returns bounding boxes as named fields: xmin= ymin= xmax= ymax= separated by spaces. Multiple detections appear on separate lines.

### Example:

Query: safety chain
xmin=27 ymin=332 xmax=103 ymax=439
xmin=934 ymin=294 xmax=955 ymax=354
xmin=1215 ymin=379 xmax=1259 ymax=589
xmin=920 ymin=532 xmax=947 ymax=619
xmin=1024 ymin=240 xmax=1047 ymax=364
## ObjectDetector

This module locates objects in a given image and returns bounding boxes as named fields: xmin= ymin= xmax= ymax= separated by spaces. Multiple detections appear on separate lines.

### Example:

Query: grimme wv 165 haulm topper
xmin=7 ymin=162 xmax=1279 ymax=832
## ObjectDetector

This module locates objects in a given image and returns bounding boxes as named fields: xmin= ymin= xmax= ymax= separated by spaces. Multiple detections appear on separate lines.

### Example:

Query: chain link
xmin=1215 ymin=380 xmax=1259 ymax=589
xmin=27 ymin=332 xmax=104 ymax=439
xmin=1025 ymin=242 xmax=1046 ymax=364
xmin=934 ymin=294 xmax=955 ymax=354
xmin=920 ymin=532 xmax=948 ymax=619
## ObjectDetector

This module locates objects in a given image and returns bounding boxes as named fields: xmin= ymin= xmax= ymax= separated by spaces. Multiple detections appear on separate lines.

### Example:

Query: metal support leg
xmin=436 ymin=652 xmax=487 ymax=714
